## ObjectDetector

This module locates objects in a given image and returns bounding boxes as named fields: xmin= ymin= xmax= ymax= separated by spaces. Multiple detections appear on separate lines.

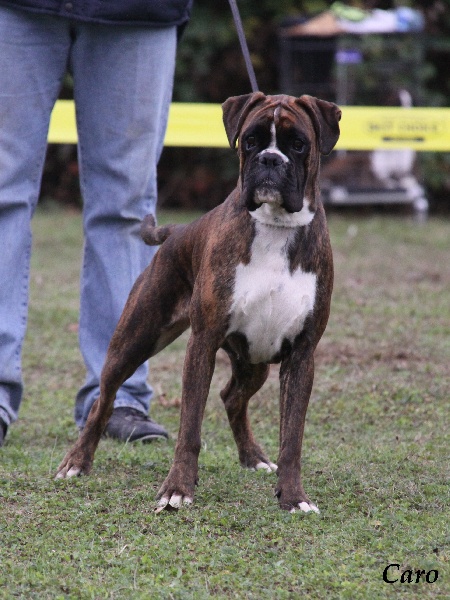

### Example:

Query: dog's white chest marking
xmin=227 ymin=223 xmax=317 ymax=364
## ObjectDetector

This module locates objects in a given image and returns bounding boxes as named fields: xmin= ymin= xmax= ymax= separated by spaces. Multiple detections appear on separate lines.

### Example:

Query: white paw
xmin=55 ymin=465 xmax=81 ymax=479
xmin=155 ymin=494 xmax=193 ymax=513
xmin=67 ymin=466 xmax=82 ymax=478
xmin=255 ymin=461 xmax=278 ymax=473
xmin=290 ymin=501 xmax=320 ymax=514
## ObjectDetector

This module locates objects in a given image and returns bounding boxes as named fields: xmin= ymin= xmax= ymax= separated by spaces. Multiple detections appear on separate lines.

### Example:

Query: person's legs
xmin=0 ymin=7 xmax=70 ymax=438
xmin=70 ymin=23 xmax=177 ymax=428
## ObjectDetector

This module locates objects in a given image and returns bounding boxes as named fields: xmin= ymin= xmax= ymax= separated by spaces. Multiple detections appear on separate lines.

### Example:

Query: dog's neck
xmin=250 ymin=197 xmax=316 ymax=228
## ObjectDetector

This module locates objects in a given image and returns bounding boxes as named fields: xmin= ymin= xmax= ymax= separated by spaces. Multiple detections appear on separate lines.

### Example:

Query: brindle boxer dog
xmin=56 ymin=92 xmax=341 ymax=513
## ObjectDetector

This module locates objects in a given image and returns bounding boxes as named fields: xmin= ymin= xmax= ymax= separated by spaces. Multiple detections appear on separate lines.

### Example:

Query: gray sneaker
xmin=0 ymin=419 xmax=7 ymax=447
xmin=103 ymin=407 xmax=168 ymax=443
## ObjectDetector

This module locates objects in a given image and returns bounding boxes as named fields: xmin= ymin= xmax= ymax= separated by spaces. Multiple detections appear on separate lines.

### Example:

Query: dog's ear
xmin=296 ymin=96 xmax=341 ymax=155
xmin=222 ymin=92 xmax=266 ymax=149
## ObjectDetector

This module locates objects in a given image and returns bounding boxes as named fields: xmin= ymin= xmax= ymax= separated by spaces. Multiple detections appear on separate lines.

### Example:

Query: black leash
xmin=228 ymin=0 xmax=259 ymax=93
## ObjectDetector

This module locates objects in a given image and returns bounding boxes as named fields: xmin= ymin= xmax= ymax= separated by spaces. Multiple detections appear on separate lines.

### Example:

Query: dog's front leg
xmin=156 ymin=332 xmax=217 ymax=511
xmin=275 ymin=341 xmax=319 ymax=513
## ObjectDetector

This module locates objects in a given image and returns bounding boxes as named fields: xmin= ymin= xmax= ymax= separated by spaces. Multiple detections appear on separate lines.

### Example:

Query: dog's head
xmin=222 ymin=92 xmax=341 ymax=225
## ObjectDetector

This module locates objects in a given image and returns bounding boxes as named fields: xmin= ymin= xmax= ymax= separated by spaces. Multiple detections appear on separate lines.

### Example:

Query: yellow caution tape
xmin=48 ymin=100 xmax=77 ymax=144
xmin=48 ymin=100 xmax=450 ymax=151
xmin=338 ymin=106 xmax=450 ymax=152
xmin=164 ymin=103 xmax=226 ymax=148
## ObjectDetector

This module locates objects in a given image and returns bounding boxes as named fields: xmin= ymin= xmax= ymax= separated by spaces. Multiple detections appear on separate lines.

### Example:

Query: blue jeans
xmin=0 ymin=6 xmax=177 ymax=428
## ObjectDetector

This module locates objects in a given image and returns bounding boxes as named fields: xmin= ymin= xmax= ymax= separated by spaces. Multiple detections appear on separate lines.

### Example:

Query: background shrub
xmin=40 ymin=0 xmax=450 ymax=212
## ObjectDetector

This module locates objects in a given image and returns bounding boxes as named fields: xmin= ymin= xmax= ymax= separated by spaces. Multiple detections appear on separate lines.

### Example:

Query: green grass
xmin=1 ymin=207 xmax=449 ymax=599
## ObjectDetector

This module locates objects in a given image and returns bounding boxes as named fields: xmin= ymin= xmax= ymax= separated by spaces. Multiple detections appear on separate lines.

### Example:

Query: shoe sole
xmin=101 ymin=432 xmax=168 ymax=443
xmin=134 ymin=434 xmax=168 ymax=443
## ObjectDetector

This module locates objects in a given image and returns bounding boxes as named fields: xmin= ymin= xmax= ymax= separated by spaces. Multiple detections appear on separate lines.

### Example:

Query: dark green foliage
xmin=39 ymin=1 xmax=450 ymax=210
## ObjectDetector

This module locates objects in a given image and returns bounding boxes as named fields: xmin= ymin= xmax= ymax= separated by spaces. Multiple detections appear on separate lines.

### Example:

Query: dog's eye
xmin=246 ymin=136 xmax=256 ymax=150
xmin=293 ymin=139 xmax=305 ymax=152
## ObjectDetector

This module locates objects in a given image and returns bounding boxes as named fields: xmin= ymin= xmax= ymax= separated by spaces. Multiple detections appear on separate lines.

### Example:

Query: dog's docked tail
xmin=140 ymin=214 xmax=180 ymax=246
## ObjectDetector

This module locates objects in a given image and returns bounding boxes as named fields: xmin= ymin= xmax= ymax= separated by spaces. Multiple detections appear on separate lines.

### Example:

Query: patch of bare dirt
xmin=315 ymin=339 xmax=425 ymax=370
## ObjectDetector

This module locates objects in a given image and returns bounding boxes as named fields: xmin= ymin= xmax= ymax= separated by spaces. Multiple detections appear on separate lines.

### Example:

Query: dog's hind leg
xmin=55 ymin=354 xmax=151 ymax=478
xmin=56 ymin=263 xmax=190 ymax=479
xmin=55 ymin=357 xmax=132 ymax=478
xmin=220 ymin=353 xmax=277 ymax=473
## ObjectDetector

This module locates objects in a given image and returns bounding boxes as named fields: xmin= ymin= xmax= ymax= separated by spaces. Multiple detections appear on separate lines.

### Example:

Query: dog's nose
xmin=258 ymin=152 xmax=283 ymax=168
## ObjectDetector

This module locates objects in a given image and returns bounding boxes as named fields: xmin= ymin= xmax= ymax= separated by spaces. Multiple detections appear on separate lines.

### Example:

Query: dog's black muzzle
xmin=243 ymin=152 xmax=304 ymax=214
xmin=258 ymin=151 xmax=284 ymax=169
